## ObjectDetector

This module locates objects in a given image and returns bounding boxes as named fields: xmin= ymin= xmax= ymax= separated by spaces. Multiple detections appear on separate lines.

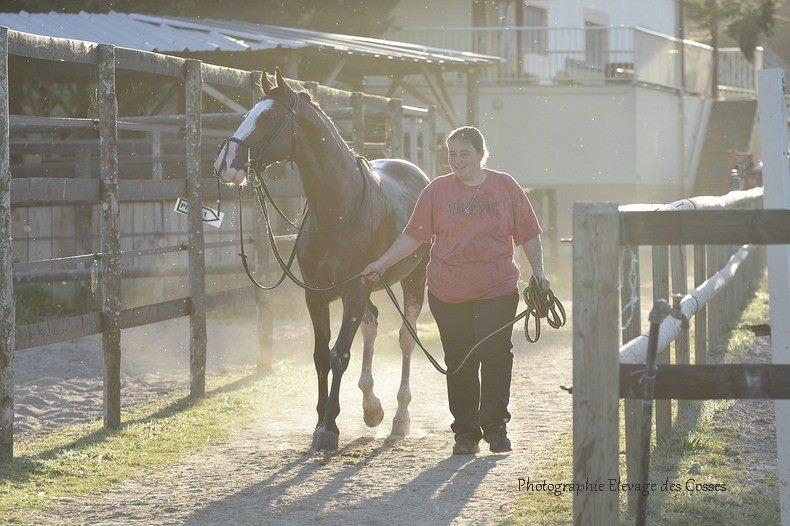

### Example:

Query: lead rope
xmin=244 ymin=173 xmax=567 ymax=375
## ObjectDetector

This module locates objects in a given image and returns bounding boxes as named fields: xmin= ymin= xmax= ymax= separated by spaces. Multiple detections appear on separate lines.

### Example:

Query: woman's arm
xmin=520 ymin=234 xmax=550 ymax=290
xmin=361 ymin=232 xmax=423 ymax=281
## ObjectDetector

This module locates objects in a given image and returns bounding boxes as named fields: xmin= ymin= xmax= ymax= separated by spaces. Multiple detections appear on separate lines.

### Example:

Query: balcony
xmin=388 ymin=26 xmax=761 ymax=95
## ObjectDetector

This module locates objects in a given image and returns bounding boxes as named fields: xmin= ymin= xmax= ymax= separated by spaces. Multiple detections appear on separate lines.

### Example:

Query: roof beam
xmin=322 ymin=58 xmax=347 ymax=87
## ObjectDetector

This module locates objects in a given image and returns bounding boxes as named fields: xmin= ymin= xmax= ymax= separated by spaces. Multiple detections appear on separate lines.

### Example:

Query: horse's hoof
xmin=391 ymin=417 xmax=410 ymax=438
xmin=312 ymin=428 xmax=339 ymax=451
xmin=363 ymin=397 xmax=384 ymax=428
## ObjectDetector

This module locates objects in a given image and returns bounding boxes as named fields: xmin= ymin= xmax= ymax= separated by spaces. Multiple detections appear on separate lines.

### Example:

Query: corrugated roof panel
xmin=0 ymin=11 xmax=500 ymax=66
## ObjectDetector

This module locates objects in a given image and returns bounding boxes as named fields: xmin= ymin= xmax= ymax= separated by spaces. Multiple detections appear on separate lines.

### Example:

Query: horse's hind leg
xmin=392 ymin=256 xmax=427 ymax=438
xmin=359 ymin=300 xmax=384 ymax=427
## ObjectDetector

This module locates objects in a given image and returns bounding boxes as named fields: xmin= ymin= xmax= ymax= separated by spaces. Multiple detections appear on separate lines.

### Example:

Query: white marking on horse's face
xmin=214 ymin=99 xmax=275 ymax=185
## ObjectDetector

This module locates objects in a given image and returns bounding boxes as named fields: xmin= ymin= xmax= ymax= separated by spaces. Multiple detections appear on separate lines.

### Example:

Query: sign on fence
xmin=173 ymin=197 xmax=224 ymax=228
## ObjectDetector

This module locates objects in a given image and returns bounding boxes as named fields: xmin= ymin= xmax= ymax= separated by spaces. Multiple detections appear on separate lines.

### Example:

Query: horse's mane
xmin=294 ymin=88 xmax=361 ymax=158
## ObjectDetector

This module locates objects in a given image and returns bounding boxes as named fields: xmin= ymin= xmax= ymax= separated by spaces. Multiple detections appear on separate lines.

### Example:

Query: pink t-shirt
xmin=403 ymin=168 xmax=542 ymax=303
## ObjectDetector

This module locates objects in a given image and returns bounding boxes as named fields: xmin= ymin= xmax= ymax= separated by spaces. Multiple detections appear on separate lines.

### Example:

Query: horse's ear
xmin=274 ymin=66 xmax=294 ymax=93
xmin=260 ymin=70 xmax=274 ymax=96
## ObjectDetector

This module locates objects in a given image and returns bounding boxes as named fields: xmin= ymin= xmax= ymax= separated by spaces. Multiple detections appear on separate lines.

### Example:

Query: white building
xmin=366 ymin=0 xmax=762 ymax=234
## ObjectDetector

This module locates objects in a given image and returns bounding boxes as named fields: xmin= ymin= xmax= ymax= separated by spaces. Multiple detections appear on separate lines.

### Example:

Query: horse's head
xmin=213 ymin=67 xmax=300 ymax=186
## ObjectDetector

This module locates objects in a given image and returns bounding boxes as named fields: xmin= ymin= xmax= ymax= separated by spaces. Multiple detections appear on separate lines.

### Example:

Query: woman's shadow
xmin=184 ymin=440 xmax=503 ymax=525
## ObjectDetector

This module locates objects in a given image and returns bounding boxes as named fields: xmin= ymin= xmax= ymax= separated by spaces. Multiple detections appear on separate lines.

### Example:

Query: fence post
xmin=0 ymin=26 xmax=15 ymax=461
xmin=388 ymin=98 xmax=404 ymax=159
xmin=185 ymin=59 xmax=207 ymax=397
xmin=652 ymin=244 xmax=671 ymax=442
xmin=572 ymin=203 xmax=620 ymax=525
xmin=671 ymin=244 xmax=690 ymax=415
xmin=693 ymin=245 xmax=707 ymax=365
xmin=706 ymin=245 xmax=724 ymax=351
xmin=97 ymin=44 xmax=122 ymax=429
xmin=250 ymin=71 xmax=272 ymax=374
xmin=351 ymin=92 xmax=365 ymax=155
xmin=758 ymin=67 xmax=790 ymax=526
xmin=621 ymin=245 xmax=642 ymax=516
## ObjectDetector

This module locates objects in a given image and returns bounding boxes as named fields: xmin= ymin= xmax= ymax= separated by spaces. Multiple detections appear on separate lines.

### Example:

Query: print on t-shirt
xmin=448 ymin=198 xmax=501 ymax=219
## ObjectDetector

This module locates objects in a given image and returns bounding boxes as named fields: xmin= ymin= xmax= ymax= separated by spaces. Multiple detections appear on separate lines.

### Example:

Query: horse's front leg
xmin=305 ymin=292 xmax=331 ymax=431
xmin=312 ymin=283 xmax=369 ymax=451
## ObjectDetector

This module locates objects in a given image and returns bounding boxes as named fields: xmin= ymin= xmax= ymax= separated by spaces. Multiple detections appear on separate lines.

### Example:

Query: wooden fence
xmin=0 ymin=27 xmax=561 ymax=462
xmin=570 ymin=186 xmax=790 ymax=523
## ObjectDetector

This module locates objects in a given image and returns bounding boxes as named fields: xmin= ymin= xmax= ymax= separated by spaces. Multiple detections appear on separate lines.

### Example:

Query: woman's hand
xmin=532 ymin=271 xmax=550 ymax=291
xmin=361 ymin=259 xmax=388 ymax=282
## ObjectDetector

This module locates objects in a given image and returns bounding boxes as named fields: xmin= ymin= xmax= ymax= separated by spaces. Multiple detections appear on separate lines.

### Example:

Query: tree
xmin=683 ymin=0 xmax=784 ymax=97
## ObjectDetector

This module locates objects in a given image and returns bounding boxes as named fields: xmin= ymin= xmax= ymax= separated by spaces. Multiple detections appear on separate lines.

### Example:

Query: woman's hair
xmin=446 ymin=126 xmax=489 ymax=166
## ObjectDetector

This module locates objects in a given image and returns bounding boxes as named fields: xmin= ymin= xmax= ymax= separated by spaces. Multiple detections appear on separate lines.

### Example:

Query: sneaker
xmin=452 ymin=436 xmax=480 ymax=455
xmin=488 ymin=434 xmax=512 ymax=453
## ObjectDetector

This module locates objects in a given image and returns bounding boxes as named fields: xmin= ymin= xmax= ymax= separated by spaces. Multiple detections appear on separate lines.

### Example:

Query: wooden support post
xmin=351 ymin=92 xmax=365 ymax=155
xmin=151 ymin=131 xmax=163 ymax=179
xmin=466 ymin=68 xmax=479 ymax=126
xmin=671 ymin=244 xmax=690 ymax=415
xmin=250 ymin=71 xmax=272 ymax=374
xmin=420 ymin=107 xmax=431 ymax=173
xmin=185 ymin=59 xmax=207 ymax=398
xmin=409 ymin=116 xmax=419 ymax=166
xmin=388 ymin=98 xmax=403 ymax=159
xmin=548 ymin=188 xmax=559 ymax=267
xmin=74 ymin=147 xmax=93 ymax=310
xmin=98 ymin=44 xmax=123 ymax=430
xmin=0 ymin=27 xmax=15 ymax=462
xmin=652 ymin=244 xmax=671 ymax=443
xmin=426 ymin=105 xmax=437 ymax=178
xmin=149 ymin=132 xmax=167 ymax=302
xmin=572 ymin=203 xmax=620 ymax=525
xmin=621 ymin=246 xmax=643 ymax=516
xmin=758 ymin=68 xmax=790 ymax=526
xmin=694 ymin=245 xmax=707 ymax=365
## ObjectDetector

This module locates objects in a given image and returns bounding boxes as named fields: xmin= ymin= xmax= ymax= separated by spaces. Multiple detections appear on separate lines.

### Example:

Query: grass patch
xmin=0 ymin=370 xmax=268 ymax=524
xmin=508 ymin=284 xmax=777 ymax=525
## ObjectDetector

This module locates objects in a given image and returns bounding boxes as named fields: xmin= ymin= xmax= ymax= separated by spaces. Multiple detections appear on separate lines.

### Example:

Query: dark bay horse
xmin=214 ymin=68 xmax=430 ymax=451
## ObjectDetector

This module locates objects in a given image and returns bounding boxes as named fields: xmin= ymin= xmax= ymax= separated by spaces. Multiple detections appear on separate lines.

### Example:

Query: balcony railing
xmin=388 ymin=26 xmax=760 ymax=94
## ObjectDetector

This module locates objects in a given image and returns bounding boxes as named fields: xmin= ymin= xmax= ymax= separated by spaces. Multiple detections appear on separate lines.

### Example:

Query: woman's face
xmin=447 ymin=137 xmax=483 ymax=176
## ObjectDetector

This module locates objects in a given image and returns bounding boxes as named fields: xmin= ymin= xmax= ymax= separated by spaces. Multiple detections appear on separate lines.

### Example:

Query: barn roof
xmin=0 ymin=11 xmax=500 ymax=69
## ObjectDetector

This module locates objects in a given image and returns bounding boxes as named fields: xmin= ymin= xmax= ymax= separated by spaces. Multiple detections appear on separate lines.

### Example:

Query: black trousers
xmin=427 ymin=289 xmax=520 ymax=442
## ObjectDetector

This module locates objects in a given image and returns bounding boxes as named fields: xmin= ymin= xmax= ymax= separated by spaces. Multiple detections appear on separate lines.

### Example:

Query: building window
xmin=522 ymin=5 xmax=548 ymax=55
xmin=585 ymin=20 xmax=608 ymax=70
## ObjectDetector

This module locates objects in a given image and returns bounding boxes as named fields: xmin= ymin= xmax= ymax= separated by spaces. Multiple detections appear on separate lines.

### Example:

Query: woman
xmin=362 ymin=126 xmax=548 ymax=455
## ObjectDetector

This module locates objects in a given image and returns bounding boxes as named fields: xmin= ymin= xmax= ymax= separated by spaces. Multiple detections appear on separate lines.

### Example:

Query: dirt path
xmin=29 ymin=297 xmax=574 ymax=525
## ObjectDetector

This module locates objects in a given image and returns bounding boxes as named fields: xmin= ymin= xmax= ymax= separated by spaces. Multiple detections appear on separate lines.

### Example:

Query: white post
xmin=758 ymin=68 xmax=790 ymax=525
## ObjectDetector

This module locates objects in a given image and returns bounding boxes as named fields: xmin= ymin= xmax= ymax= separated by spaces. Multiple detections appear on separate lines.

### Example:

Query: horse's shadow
xmin=184 ymin=438 xmax=500 ymax=525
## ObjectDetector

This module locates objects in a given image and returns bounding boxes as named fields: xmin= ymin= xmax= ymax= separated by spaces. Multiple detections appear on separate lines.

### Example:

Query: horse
xmin=213 ymin=68 xmax=430 ymax=451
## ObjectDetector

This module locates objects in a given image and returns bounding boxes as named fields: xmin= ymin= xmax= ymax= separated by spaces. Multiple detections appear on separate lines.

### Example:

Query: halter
xmin=214 ymin=92 xmax=299 ymax=174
